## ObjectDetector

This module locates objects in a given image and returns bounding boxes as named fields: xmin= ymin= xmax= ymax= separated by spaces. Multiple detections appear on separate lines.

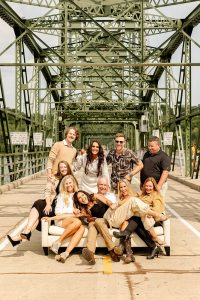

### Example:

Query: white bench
xmin=41 ymin=219 xmax=170 ymax=256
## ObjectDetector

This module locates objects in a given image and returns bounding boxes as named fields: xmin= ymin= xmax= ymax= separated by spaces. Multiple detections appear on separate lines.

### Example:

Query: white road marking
xmin=166 ymin=204 xmax=200 ymax=238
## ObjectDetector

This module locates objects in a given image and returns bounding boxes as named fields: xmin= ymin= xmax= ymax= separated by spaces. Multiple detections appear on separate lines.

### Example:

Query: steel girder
xmin=0 ymin=0 xmax=200 ymax=174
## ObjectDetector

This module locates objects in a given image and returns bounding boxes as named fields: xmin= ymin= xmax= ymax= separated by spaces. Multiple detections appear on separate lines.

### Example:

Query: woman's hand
xmin=87 ymin=216 xmax=96 ymax=222
xmin=42 ymin=216 xmax=52 ymax=222
xmin=43 ymin=204 xmax=52 ymax=215
xmin=110 ymin=203 xmax=118 ymax=210
xmin=73 ymin=208 xmax=81 ymax=215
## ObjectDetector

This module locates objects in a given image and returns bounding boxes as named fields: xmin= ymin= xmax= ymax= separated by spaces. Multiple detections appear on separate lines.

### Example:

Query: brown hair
xmin=64 ymin=127 xmax=79 ymax=140
xmin=55 ymin=160 xmax=78 ymax=186
xmin=55 ymin=160 xmax=72 ymax=180
xmin=148 ymin=136 xmax=160 ymax=145
xmin=141 ymin=177 xmax=159 ymax=195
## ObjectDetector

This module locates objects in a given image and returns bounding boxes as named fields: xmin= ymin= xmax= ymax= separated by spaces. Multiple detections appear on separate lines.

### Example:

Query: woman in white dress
xmin=74 ymin=140 xmax=110 ymax=193
xmin=42 ymin=175 xmax=84 ymax=263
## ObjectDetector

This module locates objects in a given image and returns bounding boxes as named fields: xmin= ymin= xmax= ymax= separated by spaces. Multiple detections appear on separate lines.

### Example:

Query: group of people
xmin=7 ymin=127 xmax=171 ymax=264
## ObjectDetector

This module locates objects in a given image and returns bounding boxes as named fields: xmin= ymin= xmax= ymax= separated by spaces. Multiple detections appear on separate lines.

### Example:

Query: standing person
xmin=47 ymin=127 xmax=79 ymax=179
xmin=80 ymin=176 xmax=117 ymax=265
xmin=191 ymin=143 xmax=196 ymax=166
xmin=140 ymin=136 xmax=171 ymax=197
xmin=7 ymin=161 xmax=75 ymax=247
xmin=42 ymin=175 xmax=84 ymax=263
xmin=106 ymin=133 xmax=143 ymax=192
xmin=74 ymin=140 xmax=110 ymax=194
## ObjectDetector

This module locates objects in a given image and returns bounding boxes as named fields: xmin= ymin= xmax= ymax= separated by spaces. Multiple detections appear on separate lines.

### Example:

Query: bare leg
xmin=57 ymin=217 xmax=82 ymax=243
xmin=23 ymin=207 xmax=39 ymax=234
xmin=55 ymin=225 xmax=85 ymax=263
xmin=66 ymin=225 xmax=85 ymax=254
xmin=120 ymin=221 xmax=128 ymax=231
xmin=11 ymin=207 xmax=39 ymax=241
xmin=148 ymin=227 xmax=165 ymax=245
xmin=50 ymin=217 xmax=82 ymax=255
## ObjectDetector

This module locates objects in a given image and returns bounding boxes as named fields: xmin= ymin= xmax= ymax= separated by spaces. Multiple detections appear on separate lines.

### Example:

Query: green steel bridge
xmin=0 ymin=0 xmax=200 ymax=184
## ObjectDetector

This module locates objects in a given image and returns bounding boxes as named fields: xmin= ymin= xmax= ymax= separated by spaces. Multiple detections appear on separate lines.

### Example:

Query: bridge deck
xmin=0 ymin=172 xmax=200 ymax=300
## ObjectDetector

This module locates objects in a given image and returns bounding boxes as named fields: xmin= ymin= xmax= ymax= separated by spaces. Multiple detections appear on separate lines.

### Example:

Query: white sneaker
xmin=50 ymin=241 xmax=61 ymax=254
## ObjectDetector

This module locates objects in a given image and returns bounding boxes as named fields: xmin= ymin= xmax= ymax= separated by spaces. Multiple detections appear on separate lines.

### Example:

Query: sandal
xmin=155 ymin=214 xmax=170 ymax=222
xmin=55 ymin=252 xmax=69 ymax=263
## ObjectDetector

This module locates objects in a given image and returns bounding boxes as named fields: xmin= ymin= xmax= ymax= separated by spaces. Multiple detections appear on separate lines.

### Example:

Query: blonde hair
xmin=59 ymin=175 xmax=79 ymax=204
xmin=115 ymin=132 xmax=125 ymax=140
xmin=117 ymin=179 xmax=135 ymax=200
xmin=64 ymin=127 xmax=79 ymax=140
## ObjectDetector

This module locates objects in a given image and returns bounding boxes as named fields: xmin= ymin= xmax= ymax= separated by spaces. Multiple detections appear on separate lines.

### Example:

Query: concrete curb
xmin=169 ymin=174 xmax=200 ymax=192
xmin=0 ymin=170 xmax=46 ymax=194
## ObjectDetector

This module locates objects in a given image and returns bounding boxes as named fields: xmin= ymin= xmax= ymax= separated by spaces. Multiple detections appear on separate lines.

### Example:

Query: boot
xmin=113 ymin=230 xmax=131 ymax=240
xmin=113 ymin=238 xmax=125 ymax=256
xmin=82 ymin=248 xmax=96 ymax=265
xmin=146 ymin=245 xmax=160 ymax=259
xmin=109 ymin=249 xmax=120 ymax=262
xmin=124 ymin=238 xmax=135 ymax=264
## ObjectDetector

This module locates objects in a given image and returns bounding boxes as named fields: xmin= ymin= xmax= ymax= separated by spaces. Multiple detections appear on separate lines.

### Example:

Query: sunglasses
xmin=115 ymin=140 xmax=124 ymax=144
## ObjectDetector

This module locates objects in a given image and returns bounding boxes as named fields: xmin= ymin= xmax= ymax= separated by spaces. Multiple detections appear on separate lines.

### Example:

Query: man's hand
xmin=124 ymin=174 xmax=132 ymax=182
xmin=47 ymin=169 xmax=53 ymax=181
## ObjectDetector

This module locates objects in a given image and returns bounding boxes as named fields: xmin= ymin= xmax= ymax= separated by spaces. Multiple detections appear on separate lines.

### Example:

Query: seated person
xmin=42 ymin=175 xmax=84 ymax=263
xmin=83 ymin=176 xmax=117 ymax=264
xmin=73 ymin=177 xmax=119 ymax=265
xmin=114 ymin=177 xmax=167 ymax=260
xmin=7 ymin=161 xmax=75 ymax=247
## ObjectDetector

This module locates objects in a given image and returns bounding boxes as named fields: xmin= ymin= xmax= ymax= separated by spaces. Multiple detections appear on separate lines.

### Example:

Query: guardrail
xmin=0 ymin=151 xmax=49 ymax=185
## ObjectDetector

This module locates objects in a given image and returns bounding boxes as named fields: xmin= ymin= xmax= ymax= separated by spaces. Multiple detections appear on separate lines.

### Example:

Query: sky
xmin=0 ymin=1 xmax=200 ymax=110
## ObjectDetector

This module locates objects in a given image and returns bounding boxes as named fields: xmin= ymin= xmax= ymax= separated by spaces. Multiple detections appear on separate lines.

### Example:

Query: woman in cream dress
xmin=74 ymin=140 xmax=110 ymax=194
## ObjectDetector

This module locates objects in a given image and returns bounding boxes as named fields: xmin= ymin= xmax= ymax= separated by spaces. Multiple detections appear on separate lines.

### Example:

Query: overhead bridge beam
xmin=144 ymin=3 xmax=200 ymax=103
xmin=0 ymin=0 xmax=60 ymax=105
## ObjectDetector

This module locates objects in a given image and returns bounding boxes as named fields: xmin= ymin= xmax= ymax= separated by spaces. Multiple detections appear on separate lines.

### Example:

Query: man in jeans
xmin=82 ymin=176 xmax=119 ymax=265
xmin=106 ymin=132 xmax=143 ymax=192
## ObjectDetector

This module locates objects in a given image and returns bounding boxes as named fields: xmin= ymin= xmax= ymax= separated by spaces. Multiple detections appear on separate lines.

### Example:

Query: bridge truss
xmin=0 ymin=0 xmax=200 ymax=180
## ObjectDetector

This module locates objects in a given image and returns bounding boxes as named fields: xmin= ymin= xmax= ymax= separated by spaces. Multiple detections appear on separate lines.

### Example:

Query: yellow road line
xmin=103 ymin=255 xmax=112 ymax=274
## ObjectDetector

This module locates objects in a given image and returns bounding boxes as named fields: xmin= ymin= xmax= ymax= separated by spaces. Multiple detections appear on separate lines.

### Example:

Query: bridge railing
xmin=0 ymin=151 xmax=49 ymax=185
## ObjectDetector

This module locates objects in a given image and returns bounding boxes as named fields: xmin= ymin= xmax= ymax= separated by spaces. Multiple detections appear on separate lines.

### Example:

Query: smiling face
xmin=119 ymin=181 xmax=128 ymax=198
xmin=144 ymin=180 xmax=154 ymax=194
xmin=148 ymin=141 xmax=160 ymax=155
xmin=97 ymin=178 xmax=109 ymax=195
xmin=77 ymin=192 xmax=89 ymax=205
xmin=91 ymin=142 xmax=100 ymax=157
xmin=66 ymin=129 xmax=77 ymax=144
xmin=115 ymin=136 xmax=125 ymax=153
xmin=64 ymin=178 xmax=74 ymax=193
xmin=59 ymin=162 xmax=69 ymax=176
